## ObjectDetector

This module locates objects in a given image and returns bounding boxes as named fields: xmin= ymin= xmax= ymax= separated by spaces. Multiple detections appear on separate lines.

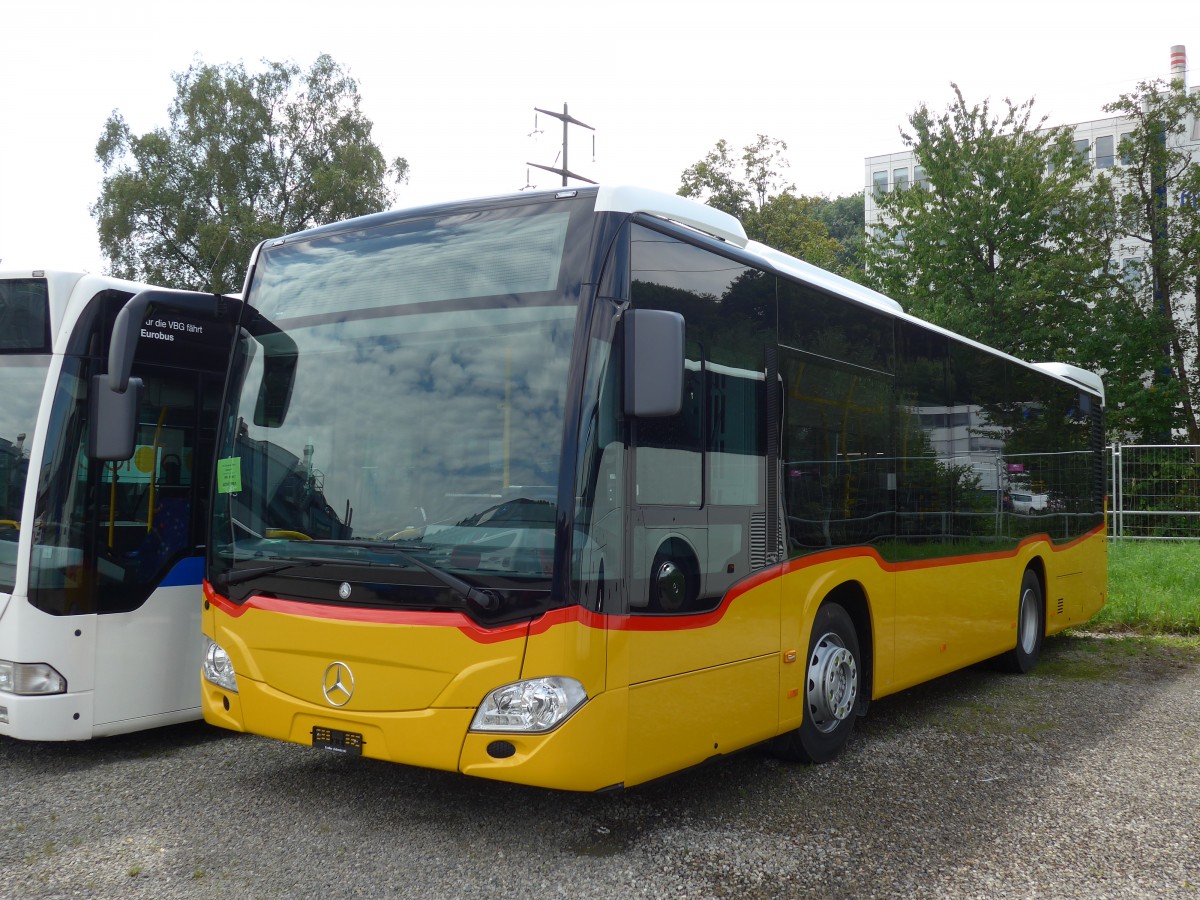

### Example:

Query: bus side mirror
xmin=107 ymin=289 xmax=219 ymax=393
xmin=249 ymin=324 xmax=298 ymax=428
xmin=624 ymin=309 xmax=684 ymax=418
xmin=88 ymin=375 xmax=143 ymax=460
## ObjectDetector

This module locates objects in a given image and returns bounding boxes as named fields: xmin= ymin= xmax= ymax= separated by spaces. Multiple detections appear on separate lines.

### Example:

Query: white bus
xmin=0 ymin=269 xmax=235 ymax=739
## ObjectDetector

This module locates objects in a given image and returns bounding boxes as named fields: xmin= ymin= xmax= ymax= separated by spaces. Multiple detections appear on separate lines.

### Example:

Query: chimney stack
xmin=1170 ymin=45 xmax=1188 ymax=93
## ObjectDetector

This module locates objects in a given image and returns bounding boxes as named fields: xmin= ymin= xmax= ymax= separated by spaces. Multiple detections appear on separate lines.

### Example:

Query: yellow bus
xmin=198 ymin=186 xmax=1106 ymax=790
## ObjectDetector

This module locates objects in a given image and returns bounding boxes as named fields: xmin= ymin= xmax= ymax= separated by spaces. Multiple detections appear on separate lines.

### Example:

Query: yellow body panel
xmin=1047 ymin=531 xmax=1108 ymax=633
xmin=209 ymin=603 xmax=526 ymax=712
xmin=201 ymin=529 xmax=1108 ymax=791
xmin=203 ymin=673 xmax=475 ymax=772
xmin=459 ymin=689 xmax=628 ymax=791
xmin=624 ymin=654 xmax=780 ymax=786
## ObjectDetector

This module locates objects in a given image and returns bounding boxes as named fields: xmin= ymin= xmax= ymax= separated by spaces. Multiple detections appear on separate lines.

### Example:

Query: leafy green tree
xmin=753 ymin=194 xmax=841 ymax=271
xmin=809 ymin=193 xmax=866 ymax=279
xmin=678 ymin=138 xmax=757 ymax=220
xmin=678 ymin=135 xmax=849 ymax=273
xmin=863 ymin=85 xmax=1115 ymax=365
xmin=93 ymin=55 xmax=409 ymax=294
xmin=1104 ymin=78 xmax=1200 ymax=443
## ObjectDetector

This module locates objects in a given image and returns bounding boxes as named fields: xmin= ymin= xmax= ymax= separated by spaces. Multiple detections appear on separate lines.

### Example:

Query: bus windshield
xmin=209 ymin=201 xmax=584 ymax=601
xmin=0 ymin=357 xmax=50 ymax=590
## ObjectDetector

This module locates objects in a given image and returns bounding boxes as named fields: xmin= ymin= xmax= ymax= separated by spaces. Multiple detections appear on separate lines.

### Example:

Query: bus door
xmin=28 ymin=293 xmax=233 ymax=731
xmin=619 ymin=223 xmax=781 ymax=783
xmin=91 ymin=368 xmax=223 ymax=726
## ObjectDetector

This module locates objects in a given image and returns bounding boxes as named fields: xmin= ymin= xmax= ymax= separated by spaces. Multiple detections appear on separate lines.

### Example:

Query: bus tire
xmin=772 ymin=601 xmax=861 ymax=764
xmin=997 ymin=569 xmax=1044 ymax=674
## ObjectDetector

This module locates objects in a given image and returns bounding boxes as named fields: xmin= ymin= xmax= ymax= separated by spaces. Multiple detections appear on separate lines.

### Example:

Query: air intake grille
xmin=750 ymin=512 xmax=767 ymax=569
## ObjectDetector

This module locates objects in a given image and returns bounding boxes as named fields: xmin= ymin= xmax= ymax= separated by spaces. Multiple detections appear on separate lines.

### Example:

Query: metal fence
xmin=1109 ymin=443 xmax=1200 ymax=540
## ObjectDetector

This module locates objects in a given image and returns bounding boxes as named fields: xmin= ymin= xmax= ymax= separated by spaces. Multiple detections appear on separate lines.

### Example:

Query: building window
xmin=914 ymin=166 xmax=929 ymax=189
xmin=1119 ymin=132 xmax=1135 ymax=166
xmin=1121 ymin=257 xmax=1143 ymax=290
xmin=893 ymin=167 xmax=910 ymax=191
xmin=872 ymin=171 xmax=888 ymax=199
xmin=1073 ymin=139 xmax=1091 ymax=165
xmin=1095 ymin=135 xmax=1114 ymax=169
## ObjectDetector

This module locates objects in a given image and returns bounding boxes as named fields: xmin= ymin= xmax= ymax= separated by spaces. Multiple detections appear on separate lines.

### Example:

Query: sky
xmin=0 ymin=0 xmax=1193 ymax=275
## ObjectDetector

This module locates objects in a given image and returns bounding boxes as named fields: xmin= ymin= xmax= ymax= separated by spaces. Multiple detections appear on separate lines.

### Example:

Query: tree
xmin=1104 ymin=78 xmax=1200 ymax=443
xmin=753 ymin=193 xmax=841 ymax=271
xmin=93 ymin=55 xmax=409 ymax=294
xmin=678 ymin=138 xmax=756 ymax=220
xmin=863 ymin=85 xmax=1115 ymax=365
xmin=809 ymin=193 xmax=866 ymax=279
xmin=678 ymin=136 xmax=848 ymax=273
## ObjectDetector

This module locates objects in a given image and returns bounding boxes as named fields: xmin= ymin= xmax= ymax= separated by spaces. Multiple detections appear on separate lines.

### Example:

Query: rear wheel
xmin=772 ymin=602 xmax=861 ymax=764
xmin=997 ymin=569 xmax=1044 ymax=673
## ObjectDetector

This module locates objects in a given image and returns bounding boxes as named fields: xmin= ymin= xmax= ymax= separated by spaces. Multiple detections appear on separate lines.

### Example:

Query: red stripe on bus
xmin=203 ymin=526 xmax=1103 ymax=640
xmin=203 ymin=581 xmax=529 ymax=644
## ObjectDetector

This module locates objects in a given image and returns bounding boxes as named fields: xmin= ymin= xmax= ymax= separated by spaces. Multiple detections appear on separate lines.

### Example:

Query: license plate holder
xmin=311 ymin=726 xmax=364 ymax=756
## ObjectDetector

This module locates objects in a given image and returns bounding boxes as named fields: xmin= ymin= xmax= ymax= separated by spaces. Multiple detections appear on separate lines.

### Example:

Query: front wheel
xmin=772 ymin=601 xmax=862 ymax=764
xmin=997 ymin=569 xmax=1044 ymax=673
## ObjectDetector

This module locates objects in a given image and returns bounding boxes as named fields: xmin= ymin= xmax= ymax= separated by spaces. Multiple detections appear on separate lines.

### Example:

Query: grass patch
xmin=1091 ymin=541 xmax=1200 ymax=634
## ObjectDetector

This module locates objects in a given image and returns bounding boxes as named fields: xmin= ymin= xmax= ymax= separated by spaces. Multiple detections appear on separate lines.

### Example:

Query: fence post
xmin=1109 ymin=443 xmax=1119 ymax=539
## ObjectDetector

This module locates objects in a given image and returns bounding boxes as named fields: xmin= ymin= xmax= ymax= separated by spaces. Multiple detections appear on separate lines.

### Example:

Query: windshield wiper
xmin=218 ymin=557 xmax=341 ymax=587
xmin=304 ymin=539 xmax=502 ymax=612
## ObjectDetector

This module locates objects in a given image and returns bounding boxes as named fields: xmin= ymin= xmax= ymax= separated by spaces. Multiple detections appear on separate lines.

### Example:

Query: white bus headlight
xmin=202 ymin=637 xmax=238 ymax=693
xmin=0 ymin=660 xmax=67 ymax=695
xmin=470 ymin=677 xmax=587 ymax=733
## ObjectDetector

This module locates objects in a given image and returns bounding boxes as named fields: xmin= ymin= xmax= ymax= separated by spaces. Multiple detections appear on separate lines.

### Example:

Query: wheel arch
xmin=1025 ymin=553 xmax=1048 ymax=631
xmin=821 ymin=580 xmax=874 ymax=708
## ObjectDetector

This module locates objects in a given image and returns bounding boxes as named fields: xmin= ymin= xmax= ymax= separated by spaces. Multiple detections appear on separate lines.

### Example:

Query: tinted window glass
xmin=630 ymin=224 xmax=770 ymax=509
xmin=628 ymin=223 xmax=773 ymax=613
xmin=779 ymin=279 xmax=893 ymax=375
xmin=892 ymin=322 xmax=951 ymax=558
xmin=782 ymin=350 xmax=893 ymax=554
xmin=0 ymin=278 xmax=51 ymax=351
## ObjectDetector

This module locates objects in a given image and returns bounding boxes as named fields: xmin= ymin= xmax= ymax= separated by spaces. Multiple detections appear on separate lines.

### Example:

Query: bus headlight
xmin=470 ymin=677 xmax=587 ymax=733
xmin=202 ymin=637 xmax=238 ymax=693
xmin=0 ymin=660 xmax=67 ymax=695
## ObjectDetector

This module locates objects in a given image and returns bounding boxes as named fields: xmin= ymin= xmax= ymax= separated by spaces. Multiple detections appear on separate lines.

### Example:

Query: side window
xmin=95 ymin=372 xmax=202 ymax=610
xmin=30 ymin=366 xmax=209 ymax=615
xmin=893 ymin=322 xmax=951 ymax=558
xmin=629 ymin=223 xmax=769 ymax=510
xmin=948 ymin=341 xmax=1011 ymax=545
xmin=781 ymin=350 xmax=893 ymax=554
xmin=634 ymin=350 xmax=703 ymax=506
xmin=628 ymin=223 xmax=773 ymax=614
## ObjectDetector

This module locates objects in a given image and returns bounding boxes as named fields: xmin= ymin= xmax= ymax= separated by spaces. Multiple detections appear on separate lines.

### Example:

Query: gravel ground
xmin=2 ymin=632 xmax=1198 ymax=899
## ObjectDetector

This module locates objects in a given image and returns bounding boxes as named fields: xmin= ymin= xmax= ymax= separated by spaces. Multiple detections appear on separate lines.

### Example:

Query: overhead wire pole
xmin=527 ymin=103 xmax=596 ymax=186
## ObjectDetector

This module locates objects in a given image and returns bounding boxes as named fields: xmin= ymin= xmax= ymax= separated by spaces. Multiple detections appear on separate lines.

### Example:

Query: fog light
xmin=0 ymin=660 xmax=67 ymax=695
xmin=202 ymin=637 xmax=238 ymax=693
xmin=470 ymin=676 xmax=586 ymax=734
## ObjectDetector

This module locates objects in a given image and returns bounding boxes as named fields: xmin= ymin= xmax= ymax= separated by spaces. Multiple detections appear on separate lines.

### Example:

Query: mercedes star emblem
xmin=322 ymin=661 xmax=355 ymax=707
xmin=338 ymin=582 xmax=352 ymax=600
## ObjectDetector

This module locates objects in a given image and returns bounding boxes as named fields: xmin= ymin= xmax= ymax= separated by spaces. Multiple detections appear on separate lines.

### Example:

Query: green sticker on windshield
xmin=217 ymin=457 xmax=242 ymax=494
